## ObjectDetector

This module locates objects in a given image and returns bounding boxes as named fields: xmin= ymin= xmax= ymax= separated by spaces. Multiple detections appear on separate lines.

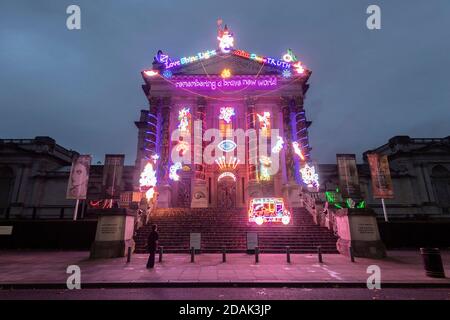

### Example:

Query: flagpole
xmin=73 ymin=198 xmax=79 ymax=221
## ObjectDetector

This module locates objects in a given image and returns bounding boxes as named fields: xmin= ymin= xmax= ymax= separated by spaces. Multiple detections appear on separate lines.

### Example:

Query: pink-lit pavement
xmin=0 ymin=250 xmax=449 ymax=287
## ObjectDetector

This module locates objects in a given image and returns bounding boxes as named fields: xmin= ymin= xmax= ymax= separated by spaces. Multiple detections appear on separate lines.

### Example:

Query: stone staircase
xmin=134 ymin=207 xmax=339 ymax=253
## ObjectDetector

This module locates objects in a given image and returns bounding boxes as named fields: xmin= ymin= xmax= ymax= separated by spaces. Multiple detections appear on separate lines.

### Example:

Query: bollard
xmin=190 ymin=247 xmax=195 ymax=263
xmin=286 ymin=246 xmax=291 ymax=263
xmin=318 ymin=246 xmax=323 ymax=263
xmin=126 ymin=246 xmax=132 ymax=263
xmin=349 ymin=246 xmax=355 ymax=263
xmin=255 ymin=246 xmax=259 ymax=263
xmin=222 ymin=247 xmax=226 ymax=263
xmin=159 ymin=246 xmax=163 ymax=263
xmin=420 ymin=248 xmax=446 ymax=278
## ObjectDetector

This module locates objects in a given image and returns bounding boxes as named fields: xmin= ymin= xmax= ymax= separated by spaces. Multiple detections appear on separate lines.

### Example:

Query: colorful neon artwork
xmin=217 ymin=25 xmax=234 ymax=53
xmin=293 ymin=61 xmax=305 ymax=74
xmin=169 ymin=162 xmax=182 ymax=181
xmin=248 ymin=198 xmax=291 ymax=225
xmin=218 ymin=140 xmax=237 ymax=153
xmin=259 ymin=156 xmax=272 ymax=181
xmin=282 ymin=69 xmax=292 ymax=78
xmin=173 ymin=76 xmax=278 ymax=91
xmin=139 ymin=162 xmax=157 ymax=200
xmin=221 ymin=68 xmax=232 ymax=78
xmin=175 ymin=141 xmax=189 ymax=156
xmin=300 ymin=163 xmax=319 ymax=189
xmin=164 ymin=49 xmax=217 ymax=69
xmin=163 ymin=70 xmax=173 ymax=78
xmin=272 ymin=136 xmax=284 ymax=153
xmin=217 ymin=171 xmax=237 ymax=182
xmin=257 ymin=112 xmax=271 ymax=133
xmin=143 ymin=70 xmax=159 ymax=77
xmin=282 ymin=49 xmax=298 ymax=63
xmin=215 ymin=156 xmax=239 ymax=170
xmin=292 ymin=141 xmax=305 ymax=161
xmin=232 ymin=50 xmax=292 ymax=69
xmin=219 ymin=107 xmax=235 ymax=123
xmin=177 ymin=107 xmax=191 ymax=133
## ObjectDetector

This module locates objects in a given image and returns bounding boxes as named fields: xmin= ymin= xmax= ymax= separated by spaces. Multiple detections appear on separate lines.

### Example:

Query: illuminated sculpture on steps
xmin=139 ymin=161 xmax=158 ymax=201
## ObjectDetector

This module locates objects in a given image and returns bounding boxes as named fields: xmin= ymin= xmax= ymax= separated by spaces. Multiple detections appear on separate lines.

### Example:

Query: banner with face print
xmin=367 ymin=153 xmax=394 ymax=199
xmin=66 ymin=155 xmax=92 ymax=199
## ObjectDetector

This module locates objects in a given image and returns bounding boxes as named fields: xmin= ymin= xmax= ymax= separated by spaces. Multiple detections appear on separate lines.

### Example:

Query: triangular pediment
xmin=171 ymin=52 xmax=282 ymax=76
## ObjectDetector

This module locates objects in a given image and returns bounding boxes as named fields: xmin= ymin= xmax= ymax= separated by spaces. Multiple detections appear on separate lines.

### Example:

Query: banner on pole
xmin=336 ymin=154 xmax=360 ymax=199
xmin=367 ymin=153 xmax=394 ymax=199
xmin=66 ymin=155 xmax=92 ymax=200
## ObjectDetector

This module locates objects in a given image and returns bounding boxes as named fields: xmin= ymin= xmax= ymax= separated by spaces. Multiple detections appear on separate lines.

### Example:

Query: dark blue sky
xmin=1 ymin=0 xmax=449 ymax=164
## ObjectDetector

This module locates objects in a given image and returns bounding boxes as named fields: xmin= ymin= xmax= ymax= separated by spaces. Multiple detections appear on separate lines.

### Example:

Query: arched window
xmin=431 ymin=165 xmax=450 ymax=207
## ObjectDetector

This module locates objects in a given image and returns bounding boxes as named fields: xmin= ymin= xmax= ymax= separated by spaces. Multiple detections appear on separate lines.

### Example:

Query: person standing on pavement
xmin=146 ymin=224 xmax=159 ymax=269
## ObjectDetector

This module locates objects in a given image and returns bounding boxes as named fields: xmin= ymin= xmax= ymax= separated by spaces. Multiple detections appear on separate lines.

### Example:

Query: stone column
xmin=191 ymin=97 xmax=208 ymax=208
xmin=246 ymin=97 xmax=261 ymax=199
xmin=156 ymin=97 xmax=172 ymax=208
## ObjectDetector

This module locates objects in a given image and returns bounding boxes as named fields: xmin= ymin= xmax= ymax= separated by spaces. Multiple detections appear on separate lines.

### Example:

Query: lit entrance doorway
xmin=217 ymin=172 xmax=236 ymax=209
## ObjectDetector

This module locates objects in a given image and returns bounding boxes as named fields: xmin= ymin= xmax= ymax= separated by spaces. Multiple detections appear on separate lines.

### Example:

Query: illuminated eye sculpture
xmin=259 ymin=156 xmax=272 ymax=181
xmin=218 ymin=140 xmax=237 ymax=153
xmin=169 ymin=162 xmax=182 ymax=181
xmin=178 ymin=107 xmax=191 ymax=133
xmin=175 ymin=141 xmax=189 ymax=156
xmin=139 ymin=162 xmax=157 ymax=200
xmin=217 ymin=28 xmax=234 ymax=54
xmin=219 ymin=107 xmax=235 ymax=123
xmin=257 ymin=112 xmax=271 ymax=135
xmin=300 ymin=163 xmax=320 ymax=189
xmin=292 ymin=141 xmax=305 ymax=161
xmin=272 ymin=136 xmax=284 ymax=154
xmin=282 ymin=49 xmax=298 ymax=63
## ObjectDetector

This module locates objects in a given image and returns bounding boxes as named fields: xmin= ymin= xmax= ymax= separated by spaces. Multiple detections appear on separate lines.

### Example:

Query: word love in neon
xmin=165 ymin=50 xmax=217 ymax=69
xmin=174 ymin=77 xmax=278 ymax=91
xmin=233 ymin=50 xmax=291 ymax=69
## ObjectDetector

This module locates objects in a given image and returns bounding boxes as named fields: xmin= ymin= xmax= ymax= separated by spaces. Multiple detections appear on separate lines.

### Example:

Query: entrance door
xmin=217 ymin=178 xmax=236 ymax=209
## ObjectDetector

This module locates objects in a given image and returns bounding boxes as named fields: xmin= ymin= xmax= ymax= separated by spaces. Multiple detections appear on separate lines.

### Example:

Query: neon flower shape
xmin=178 ymin=107 xmax=191 ymax=133
xmin=176 ymin=141 xmax=189 ymax=156
xmin=221 ymin=68 xmax=232 ymax=78
xmin=300 ymin=163 xmax=319 ymax=189
xmin=282 ymin=69 xmax=292 ymax=78
xmin=163 ymin=70 xmax=172 ymax=78
xmin=218 ymin=28 xmax=234 ymax=53
xmin=139 ymin=162 xmax=157 ymax=201
xmin=257 ymin=112 xmax=271 ymax=131
xmin=259 ymin=156 xmax=272 ymax=181
xmin=144 ymin=70 xmax=159 ymax=77
xmin=272 ymin=136 xmax=284 ymax=153
xmin=217 ymin=172 xmax=237 ymax=182
xmin=292 ymin=141 xmax=305 ymax=161
xmin=293 ymin=61 xmax=305 ymax=74
xmin=219 ymin=107 xmax=235 ymax=123
xmin=169 ymin=162 xmax=182 ymax=181
xmin=282 ymin=49 xmax=298 ymax=63
xmin=218 ymin=139 xmax=237 ymax=153
xmin=151 ymin=154 xmax=160 ymax=161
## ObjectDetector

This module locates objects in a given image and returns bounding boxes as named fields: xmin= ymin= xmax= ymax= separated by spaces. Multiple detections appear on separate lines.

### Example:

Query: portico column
xmin=246 ymin=97 xmax=261 ymax=199
xmin=156 ymin=97 xmax=172 ymax=208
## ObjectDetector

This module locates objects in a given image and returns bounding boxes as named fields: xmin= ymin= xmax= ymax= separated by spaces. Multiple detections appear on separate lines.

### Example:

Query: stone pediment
xmin=171 ymin=52 xmax=282 ymax=76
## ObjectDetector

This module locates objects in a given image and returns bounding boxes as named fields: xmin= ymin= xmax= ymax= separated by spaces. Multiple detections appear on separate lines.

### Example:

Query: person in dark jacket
xmin=146 ymin=224 xmax=159 ymax=269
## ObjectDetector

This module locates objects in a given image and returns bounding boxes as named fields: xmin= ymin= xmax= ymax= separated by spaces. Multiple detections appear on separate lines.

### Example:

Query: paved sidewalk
xmin=0 ymin=250 xmax=449 ymax=287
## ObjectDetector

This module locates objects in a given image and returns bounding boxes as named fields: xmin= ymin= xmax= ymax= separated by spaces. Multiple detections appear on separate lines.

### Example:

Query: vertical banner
xmin=102 ymin=154 xmax=125 ymax=198
xmin=367 ymin=153 xmax=394 ymax=199
xmin=336 ymin=154 xmax=360 ymax=199
xmin=66 ymin=155 xmax=91 ymax=200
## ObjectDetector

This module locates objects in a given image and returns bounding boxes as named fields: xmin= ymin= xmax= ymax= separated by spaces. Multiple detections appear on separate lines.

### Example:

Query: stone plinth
xmin=90 ymin=208 xmax=135 ymax=259
xmin=156 ymin=184 xmax=172 ymax=208
xmin=335 ymin=208 xmax=386 ymax=259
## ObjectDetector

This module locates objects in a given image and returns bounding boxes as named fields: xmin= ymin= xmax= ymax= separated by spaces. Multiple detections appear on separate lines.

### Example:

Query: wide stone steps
xmin=134 ymin=207 xmax=338 ymax=253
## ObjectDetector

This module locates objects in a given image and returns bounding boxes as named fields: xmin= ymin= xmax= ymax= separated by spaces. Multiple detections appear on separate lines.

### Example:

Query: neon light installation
xmin=292 ymin=141 xmax=305 ymax=161
xmin=165 ymin=49 xmax=217 ymax=69
xmin=282 ymin=69 xmax=292 ymax=78
xmin=178 ymin=107 xmax=191 ymax=133
xmin=259 ymin=156 xmax=272 ymax=181
xmin=293 ymin=61 xmax=305 ymax=74
xmin=232 ymin=49 xmax=292 ymax=69
xmin=219 ymin=107 xmax=235 ymax=123
xmin=300 ymin=163 xmax=319 ymax=189
xmin=217 ymin=25 xmax=234 ymax=53
xmin=221 ymin=68 xmax=232 ymax=79
xmin=139 ymin=162 xmax=157 ymax=200
xmin=257 ymin=112 xmax=271 ymax=135
xmin=169 ymin=162 xmax=182 ymax=181
xmin=218 ymin=139 xmax=237 ymax=153
xmin=217 ymin=171 xmax=237 ymax=182
xmin=272 ymin=136 xmax=284 ymax=153
xmin=143 ymin=70 xmax=159 ymax=77
xmin=173 ymin=76 xmax=278 ymax=91
xmin=248 ymin=198 xmax=291 ymax=225
xmin=282 ymin=49 xmax=298 ymax=63
xmin=215 ymin=156 xmax=239 ymax=170
xmin=175 ymin=140 xmax=189 ymax=156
